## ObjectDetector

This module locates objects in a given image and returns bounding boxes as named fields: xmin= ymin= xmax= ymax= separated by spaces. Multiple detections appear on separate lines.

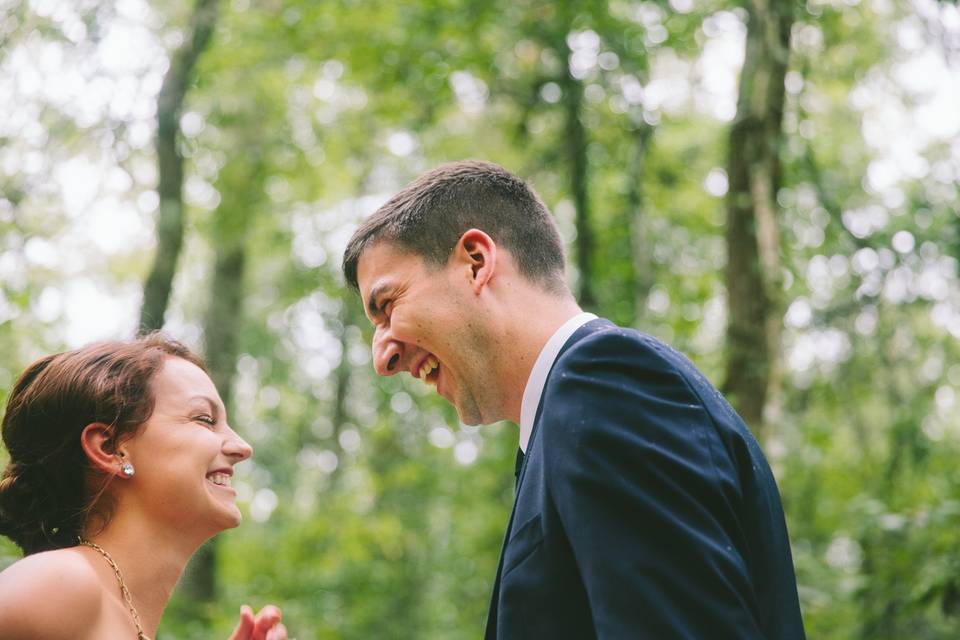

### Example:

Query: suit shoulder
xmin=541 ymin=324 xmax=728 ymax=453
xmin=557 ymin=324 xmax=671 ymax=365
xmin=557 ymin=325 xmax=721 ymax=401
xmin=543 ymin=327 xmax=681 ymax=430
xmin=550 ymin=325 xmax=687 ymax=394
xmin=0 ymin=548 xmax=102 ymax=638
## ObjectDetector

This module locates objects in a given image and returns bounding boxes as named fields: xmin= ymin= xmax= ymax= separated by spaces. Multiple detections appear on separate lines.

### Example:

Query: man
xmin=342 ymin=160 xmax=805 ymax=639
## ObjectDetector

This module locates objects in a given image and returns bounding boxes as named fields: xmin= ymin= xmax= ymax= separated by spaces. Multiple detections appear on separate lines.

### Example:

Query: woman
xmin=0 ymin=334 xmax=287 ymax=640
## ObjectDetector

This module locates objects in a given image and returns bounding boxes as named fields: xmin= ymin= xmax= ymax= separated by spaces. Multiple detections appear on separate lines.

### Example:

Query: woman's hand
xmin=229 ymin=604 xmax=288 ymax=640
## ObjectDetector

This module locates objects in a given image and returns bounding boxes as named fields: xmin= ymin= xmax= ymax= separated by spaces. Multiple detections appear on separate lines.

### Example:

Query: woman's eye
xmin=196 ymin=415 xmax=216 ymax=427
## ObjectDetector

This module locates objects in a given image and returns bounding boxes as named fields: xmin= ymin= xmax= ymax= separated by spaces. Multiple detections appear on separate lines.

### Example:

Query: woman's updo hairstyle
xmin=0 ymin=333 xmax=205 ymax=555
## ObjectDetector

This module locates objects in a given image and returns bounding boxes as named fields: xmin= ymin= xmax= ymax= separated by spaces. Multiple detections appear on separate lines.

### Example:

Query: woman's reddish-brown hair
xmin=0 ymin=333 xmax=205 ymax=555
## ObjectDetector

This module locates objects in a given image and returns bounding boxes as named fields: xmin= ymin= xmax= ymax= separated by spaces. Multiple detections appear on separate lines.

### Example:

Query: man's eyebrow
xmin=366 ymin=283 xmax=390 ymax=317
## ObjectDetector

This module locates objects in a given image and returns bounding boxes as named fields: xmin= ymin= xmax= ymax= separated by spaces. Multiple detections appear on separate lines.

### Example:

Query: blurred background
xmin=1 ymin=0 xmax=959 ymax=637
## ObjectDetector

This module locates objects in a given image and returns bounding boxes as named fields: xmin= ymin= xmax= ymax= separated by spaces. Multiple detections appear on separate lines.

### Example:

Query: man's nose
xmin=372 ymin=330 xmax=403 ymax=376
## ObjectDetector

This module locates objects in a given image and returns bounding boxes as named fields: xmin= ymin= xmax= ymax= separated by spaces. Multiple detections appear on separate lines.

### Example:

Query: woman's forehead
xmin=153 ymin=357 xmax=216 ymax=397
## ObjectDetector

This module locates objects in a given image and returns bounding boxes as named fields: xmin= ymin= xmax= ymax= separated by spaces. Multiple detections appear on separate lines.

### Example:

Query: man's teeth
xmin=207 ymin=472 xmax=231 ymax=487
xmin=418 ymin=355 xmax=439 ymax=382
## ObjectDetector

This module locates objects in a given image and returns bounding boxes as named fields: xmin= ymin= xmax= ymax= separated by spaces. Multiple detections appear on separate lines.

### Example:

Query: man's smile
xmin=414 ymin=353 xmax=441 ymax=386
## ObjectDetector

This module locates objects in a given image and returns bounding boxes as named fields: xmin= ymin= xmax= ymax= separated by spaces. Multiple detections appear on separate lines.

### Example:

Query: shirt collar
xmin=519 ymin=312 xmax=597 ymax=452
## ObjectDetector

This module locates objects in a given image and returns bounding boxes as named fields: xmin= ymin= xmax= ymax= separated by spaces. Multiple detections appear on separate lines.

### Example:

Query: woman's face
xmin=124 ymin=356 xmax=252 ymax=537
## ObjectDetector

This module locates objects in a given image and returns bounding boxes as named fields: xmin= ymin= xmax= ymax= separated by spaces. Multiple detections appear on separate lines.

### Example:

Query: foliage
xmin=1 ymin=0 xmax=960 ymax=637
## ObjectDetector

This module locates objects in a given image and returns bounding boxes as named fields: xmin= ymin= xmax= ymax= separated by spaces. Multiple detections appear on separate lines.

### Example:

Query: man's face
xmin=356 ymin=240 xmax=498 ymax=425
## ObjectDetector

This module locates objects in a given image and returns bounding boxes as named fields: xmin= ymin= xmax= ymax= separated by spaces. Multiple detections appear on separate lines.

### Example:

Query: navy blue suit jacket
xmin=485 ymin=319 xmax=805 ymax=639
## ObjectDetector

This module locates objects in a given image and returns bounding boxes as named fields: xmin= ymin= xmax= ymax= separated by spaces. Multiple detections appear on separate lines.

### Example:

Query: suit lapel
xmin=514 ymin=318 xmax=611 ymax=494
xmin=485 ymin=496 xmax=519 ymax=638
xmin=484 ymin=318 xmax=611 ymax=639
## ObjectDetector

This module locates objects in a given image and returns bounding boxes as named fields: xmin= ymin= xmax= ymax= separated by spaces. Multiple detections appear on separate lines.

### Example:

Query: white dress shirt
xmin=518 ymin=312 xmax=598 ymax=452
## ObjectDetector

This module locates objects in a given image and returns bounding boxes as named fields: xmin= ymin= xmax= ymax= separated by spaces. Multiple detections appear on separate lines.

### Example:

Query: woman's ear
xmin=80 ymin=423 xmax=125 ymax=477
xmin=455 ymin=229 xmax=497 ymax=294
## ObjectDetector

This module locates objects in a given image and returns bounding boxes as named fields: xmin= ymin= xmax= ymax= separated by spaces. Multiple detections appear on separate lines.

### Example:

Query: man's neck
xmin=494 ymin=292 xmax=584 ymax=424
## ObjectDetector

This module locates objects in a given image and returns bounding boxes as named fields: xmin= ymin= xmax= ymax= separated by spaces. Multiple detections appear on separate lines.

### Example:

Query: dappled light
xmin=1 ymin=0 xmax=960 ymax=637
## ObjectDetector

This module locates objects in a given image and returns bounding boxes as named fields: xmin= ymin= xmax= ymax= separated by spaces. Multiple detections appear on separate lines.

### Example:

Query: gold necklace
xmin=79 ymin=539 xmax=151 ymax=640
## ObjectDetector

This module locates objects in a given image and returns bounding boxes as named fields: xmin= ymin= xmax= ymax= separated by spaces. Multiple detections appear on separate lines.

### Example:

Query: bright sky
xmin=0 ymin=0 xmax=958 ymax=363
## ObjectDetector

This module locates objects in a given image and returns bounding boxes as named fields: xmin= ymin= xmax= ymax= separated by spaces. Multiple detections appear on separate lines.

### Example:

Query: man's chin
xmin=453 ymin=401 xmax=487 ymax=426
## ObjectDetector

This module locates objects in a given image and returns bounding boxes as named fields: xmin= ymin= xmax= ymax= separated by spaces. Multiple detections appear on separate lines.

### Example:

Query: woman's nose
xmin=224 ymin=429 xmax=253 ymax=461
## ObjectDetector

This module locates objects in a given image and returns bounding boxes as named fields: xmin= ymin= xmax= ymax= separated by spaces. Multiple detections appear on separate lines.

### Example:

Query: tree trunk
xmin=203 ymin=245 xmax=247 ymax=409
xmin=627 ymin=123 xmax=655 ymax=325
xmin=551 ymin=1 xmax=594 ymax=308
xmin=722 ymin=0 xmax=794 ymax=437
xmin=323 ymin=301 xmax=355 ymax=486
xmin=176 ymin=193 xmax=256 ymax=617
xmin=175 ymin=142 xmax=261 ymax=612
xmin=323 ymin=168 xmax=373 ymax=483
xmin=179 ymin=233 xmax=248 ymax=606
xmin=139 ymin=0 xmax=220 ymax=333
xmin=561 ymin=69 xmax=594 ymax=308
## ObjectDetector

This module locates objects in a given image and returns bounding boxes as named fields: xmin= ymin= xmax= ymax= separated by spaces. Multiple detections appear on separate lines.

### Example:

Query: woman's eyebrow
xmin=187 ymin=395 xmax=220 ymax=415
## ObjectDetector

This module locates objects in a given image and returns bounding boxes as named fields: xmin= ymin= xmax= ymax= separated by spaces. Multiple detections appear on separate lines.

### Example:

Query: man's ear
xmin=454 ymin=229 xmax=497 ymax=294
xmin=80 ymin=423 xmax=125 ymax=476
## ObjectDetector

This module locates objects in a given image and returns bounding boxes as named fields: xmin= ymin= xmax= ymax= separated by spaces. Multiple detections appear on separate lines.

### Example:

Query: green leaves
xmin=1 ymin=0 xmax=960 ymax=637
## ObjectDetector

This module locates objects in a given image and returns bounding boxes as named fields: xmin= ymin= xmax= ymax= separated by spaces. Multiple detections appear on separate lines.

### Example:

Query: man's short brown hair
xmin=342 ymin=160 xmax=567 ymax=293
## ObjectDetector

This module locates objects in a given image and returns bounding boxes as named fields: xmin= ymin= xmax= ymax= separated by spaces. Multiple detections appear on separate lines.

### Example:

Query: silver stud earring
xmin=121 ymin=462 xmax=135 ymax=477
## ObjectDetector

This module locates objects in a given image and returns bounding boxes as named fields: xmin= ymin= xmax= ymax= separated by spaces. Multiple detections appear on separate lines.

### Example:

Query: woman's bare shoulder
xmin=0 ymin=548 xmax=102 ymax=639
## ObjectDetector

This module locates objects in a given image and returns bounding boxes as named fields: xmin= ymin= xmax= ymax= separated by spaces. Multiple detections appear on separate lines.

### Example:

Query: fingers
xmin=252 ymin=604 xmax=283 ymax=640
xmin=228 ymin=603 xmax=284 ymax=640
xmin=228 ymin=605 xmax=255 ymax=640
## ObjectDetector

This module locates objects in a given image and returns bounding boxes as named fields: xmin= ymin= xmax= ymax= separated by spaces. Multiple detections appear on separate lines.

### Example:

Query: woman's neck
xmin=82 ymin=512 xmax=209 ymax=638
